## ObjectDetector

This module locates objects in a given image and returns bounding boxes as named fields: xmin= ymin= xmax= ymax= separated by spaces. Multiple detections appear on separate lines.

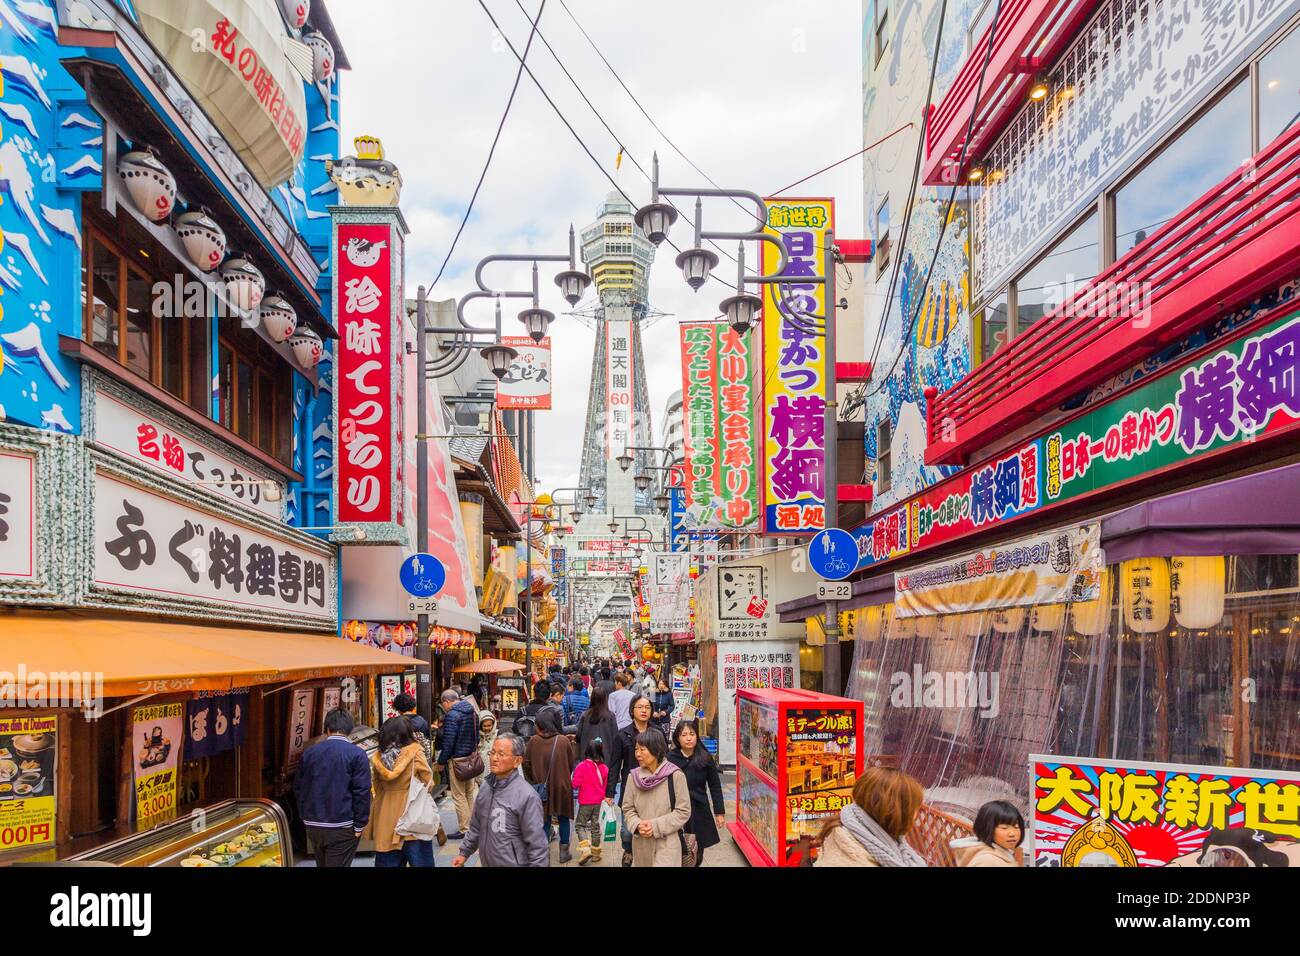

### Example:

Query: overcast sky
xmin=330 ymin=0 xmax=864 ymax=493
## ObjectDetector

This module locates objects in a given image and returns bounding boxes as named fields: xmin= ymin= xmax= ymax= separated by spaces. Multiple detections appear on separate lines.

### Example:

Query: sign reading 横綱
xmin=333 ymin=209 xmax=407 ymax=544
xmin=761 ymin=198 xmax=833 ymax=535
xmin=679 ymin=323 xmax=759 ymax=531
xmin=894 ymin=523 xmax=1104 ymax=618
xmin=852 ymin=309 xmax=1300 ymax=573
xmin=498 ymin=337 xmax=552 ymax=410
xmin=1031 ymin=754 xmax=1300 ymax=868
xmin=606 ymin=318 xmax=634 ymax=457
xmin=0 ymin=451 xmax=34 ymax=580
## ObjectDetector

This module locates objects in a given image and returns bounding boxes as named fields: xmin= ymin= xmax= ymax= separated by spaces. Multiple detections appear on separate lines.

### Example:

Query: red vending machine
xmin=727 ymin=688 xmax=865 ymax=867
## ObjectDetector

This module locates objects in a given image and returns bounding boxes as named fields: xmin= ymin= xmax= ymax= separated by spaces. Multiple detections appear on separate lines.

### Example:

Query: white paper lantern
xmin=289 ymin=327 xmax=323 ymax=369
xmin=174 ymin=206 xmax=226 ymax=272
xmin=303 ymin=28 xmax=335 ymax=84
xmin=259 ymin=294 xmax=298 ymax=343
xmin=1072 ymin=568 xmax=1113 ymax=636
xmin=992 ymin=607 xmax=1026 ymax=633
xmin=221 ymin=254 xmax=266 ymax=313
xmin=118 ymin=147 xmax=176 ymax=222
xmin=1121 ymin=558 xmax=1171 ymax=634
xmin=1172 ymin=556 xmax=1226 ymax=630
xmin=1031 ymin=604 xmax=1065 ymax=632
xmin=280 ymin=0 xmax=310 ymax=29
xmin=864 ymin=604 xmax=887 ymax=642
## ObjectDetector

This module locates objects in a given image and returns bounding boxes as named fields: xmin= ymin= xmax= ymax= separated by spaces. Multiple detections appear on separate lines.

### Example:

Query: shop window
xmin=974 ymin=287 xmax=1009 ymax=364
xmin=1258 ymin=24 xmax=1300 ymax=147
xmin=1014 ymin=210 xmax=1099 ymax=333
xmin=1113 ymin=77 xmax=1251 ymax=257
xmin=875 ymin=419 xmax=892 ymax=493
xmin=217 ymin=315 xmax=292 ymax=461
xmin=82 ymin=217 xmax=209 ymax=413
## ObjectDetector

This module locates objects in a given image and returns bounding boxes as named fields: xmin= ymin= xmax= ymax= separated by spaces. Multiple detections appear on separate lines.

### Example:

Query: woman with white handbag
xmin=364 ymin=715 xmax=436 ymax=867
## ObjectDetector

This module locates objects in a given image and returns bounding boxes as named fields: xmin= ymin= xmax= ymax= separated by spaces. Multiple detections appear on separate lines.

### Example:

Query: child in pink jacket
xmin=571 ymin=738 xmax=609 ymax=865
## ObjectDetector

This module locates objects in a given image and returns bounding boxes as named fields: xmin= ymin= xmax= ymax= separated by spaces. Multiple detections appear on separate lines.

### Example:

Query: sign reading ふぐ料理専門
xmin=1032 ymin=754 xmax=1300 ymax=867
xmin=852 ymin=309 xmax=1300 ymax=573
xmin=761 ymin=198 xmax=833 ymax=535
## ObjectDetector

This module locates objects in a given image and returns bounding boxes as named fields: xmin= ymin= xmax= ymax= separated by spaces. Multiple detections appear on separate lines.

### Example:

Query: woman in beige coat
xmin=620 ymin=729 xmax=692 ymax=867
xmin=815 ymin=767 xmax=927 ymax=868
xmin=364 ymin=715 xmax=434 ymax=866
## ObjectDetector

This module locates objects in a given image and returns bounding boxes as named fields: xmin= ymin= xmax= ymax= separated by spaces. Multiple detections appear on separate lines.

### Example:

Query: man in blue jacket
xmin=436 ymin=689 xmax=480 ymax=839
xmin=294 ymin=708 xmax=370 ymax=867
xmin=562 ymin=677 xmax=589 ymax=725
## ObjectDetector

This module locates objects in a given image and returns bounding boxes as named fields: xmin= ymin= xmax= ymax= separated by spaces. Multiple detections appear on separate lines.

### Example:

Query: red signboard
xmin=334 ymin=218 xmax=404 ymax=536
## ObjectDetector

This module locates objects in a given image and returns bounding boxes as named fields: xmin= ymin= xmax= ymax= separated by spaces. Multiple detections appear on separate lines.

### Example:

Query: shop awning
xmin=777 ymin=571 xmax=896 ymax=623
xmin=478 ymin=617 xmax=525 ymax=639
xmin=0 ymin=612 xmax=424 ymax=698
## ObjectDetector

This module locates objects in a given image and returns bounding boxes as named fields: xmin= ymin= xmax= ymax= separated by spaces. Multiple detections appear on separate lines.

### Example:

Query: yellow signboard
xmin=0 ymin=715 xmax=57 ymax=853
xmin=132 ymin=701 xmax=183 ymax=829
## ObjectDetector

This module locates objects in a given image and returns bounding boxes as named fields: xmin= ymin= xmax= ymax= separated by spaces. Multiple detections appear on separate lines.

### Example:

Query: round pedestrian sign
xmin=400 ymin=552 xmax=446 ymax=597
xmin=808 ymin=528 xmax=858 ymax=581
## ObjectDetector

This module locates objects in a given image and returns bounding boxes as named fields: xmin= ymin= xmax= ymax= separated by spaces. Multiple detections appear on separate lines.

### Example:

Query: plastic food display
xmin=69 ymin=799 xmax=291 ymax=868
xmin=727 ymin=688 xmax=865 ymax=867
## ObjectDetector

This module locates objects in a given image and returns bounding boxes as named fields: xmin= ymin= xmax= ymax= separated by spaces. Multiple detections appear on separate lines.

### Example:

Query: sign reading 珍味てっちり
xmin=0 ymin=715 xmax=57 ymax=853
xmin=1032 ymin=754 xmax=1300 ymax=867
xmin=334 ymin=212 xmax=406 ymax=542
xmin=679 ymin=323 xmax=759 ymax=531
xmin=894 ymin=523 xmax=1104 ymax=618
xmin=498 ymin=337 xmax=552 ymax=410
xmin=852 ymin=309 xmax=1300 ymax=573
xmin=761 ymin=198 xmax=833 ymax=535
xmin=132 ymin=702 xmax=183 ymax=828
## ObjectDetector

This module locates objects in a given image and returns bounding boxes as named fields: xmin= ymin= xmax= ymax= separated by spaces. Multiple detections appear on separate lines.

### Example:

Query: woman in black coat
xmin=667 ymin=719 xmax=725 ymax=867
xmin=576 ymin=684 xmax=619 ymax=769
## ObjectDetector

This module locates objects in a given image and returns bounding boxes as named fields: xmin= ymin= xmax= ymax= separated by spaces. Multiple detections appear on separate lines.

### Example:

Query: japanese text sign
xmin=186 ymin=690 xmax=249 ymax=760
xmin=0 ymin=451 xmax=34 ymax=580
xmin=761 ymin=198 xmax=833 ymax=534
xmin=785 ymin=707 xmax=860 ymax=856
xmin=285 ymin=687 xmax=317 ymax=773
xmin=498 ymin=337 xmax=552 ymax=410
xmin=0 ymin=716 xmax=57 ymax=853
xmin=334 ymin=215 xmax=406 ymax=540
xmin=606 ymin=318 xmax=634 ymax=456
xmin=679 ymin=323 xmax=759 ymax=531
xmin=132 ymin=702 xmax=183 ymax=829
xmin=1032 ymin=754 xmax=1300 ymax=867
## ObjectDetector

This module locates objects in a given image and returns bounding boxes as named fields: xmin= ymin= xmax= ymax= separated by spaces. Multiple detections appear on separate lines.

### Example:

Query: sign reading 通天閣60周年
xmin=852 ymin=309 xmax=1300 ymax=573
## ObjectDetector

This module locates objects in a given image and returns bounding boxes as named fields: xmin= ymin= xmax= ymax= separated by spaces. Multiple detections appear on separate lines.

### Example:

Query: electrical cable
xmin=428 ymin=0 xmax=547 ymax=292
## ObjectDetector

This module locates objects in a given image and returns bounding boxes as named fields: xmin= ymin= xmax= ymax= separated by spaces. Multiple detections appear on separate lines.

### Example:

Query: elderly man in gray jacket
xmin=452 ymin=732 xmax=548 ymax=867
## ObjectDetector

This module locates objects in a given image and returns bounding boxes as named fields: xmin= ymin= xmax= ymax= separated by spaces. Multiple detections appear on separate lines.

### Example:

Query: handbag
xmin=599 ymin=800 xmax=619 ymax=844
xmin=450 ymin=705 xmax=482 ymax=781
xmin=666 ymin=773 xmax=698 ymax=867
xmin=394 ymin=772 xmax=438 ymax=839
xmin=531 ymin=735 xmax=561 ymax=803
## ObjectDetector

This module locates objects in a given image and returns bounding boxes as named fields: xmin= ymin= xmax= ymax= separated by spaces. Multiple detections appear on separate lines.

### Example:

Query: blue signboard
xmin=809 ymin=528 xmax=858 ymax=581
xmin=669 ymin=486 xmax=689 ymax=552
xmin=399 ymin=553 xmax=446 ymax=597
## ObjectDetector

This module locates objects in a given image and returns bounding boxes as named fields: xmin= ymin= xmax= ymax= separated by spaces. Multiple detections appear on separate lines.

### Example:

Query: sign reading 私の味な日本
xmin=92 ymin=384 xmax=283 ymax=518
xmin=1031 ymin=754 xmax=1300 ymax=868
xmin=606 ymin=318 xmax=634 ymax=457
xmin=91 ymin=470 xmax=336 ymax=629
xmin=0 ymin=451 xmax=34 ymax=580
xmin=715 ymin=566 xmax=770 ymax=640
xmin=498 ymin=337 xmax=552 ymax=410
xmin=679 ymin=323 xmax=759 ymax=531
xmin=0 ymin=715 xmax=57 ymax=853
xmin=132 ymin=701 xmax=183 ymax=828
xmin=851 ymin=309 xmax=1300 ymax=573
xmin=333 ymin=210 xmax=407 ymax=544
xmin=649 ymin=551 xmax=690 ymax=636
xmin=761 ymin=198 xmax=833 ymax=535
xmin=894 ymin=523 xmax=1105 ymax=618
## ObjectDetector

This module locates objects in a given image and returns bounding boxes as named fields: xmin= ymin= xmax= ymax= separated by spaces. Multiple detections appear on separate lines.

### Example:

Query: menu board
xmin=783 ymin=707 xmax=859 ymax=852
xmin=132 ymin=702 xmax=183 ymax=828
xmin=0 ymin=716 xmax=57 ymax=852
xmin=738 ymin=697 xmax=778 ymax=780
xmin=737 ymin=762 xmax=778 ymax=864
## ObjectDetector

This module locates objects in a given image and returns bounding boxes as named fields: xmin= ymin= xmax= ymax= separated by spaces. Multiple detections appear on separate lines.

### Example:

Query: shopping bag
xmin=395 ymin=774 xmax=438 ymax=839
xmin=599 ymin=802 xmax=619 ymax=844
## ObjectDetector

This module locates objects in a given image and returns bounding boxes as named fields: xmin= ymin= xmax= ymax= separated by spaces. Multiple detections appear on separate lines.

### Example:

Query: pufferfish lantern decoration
xmin=325 ymin=136 xmax=402 ymax=207
xmin=118 ymin=146 xmax=177 ymax=223
xmin=279 ymin=0 xmax=310 ymax=30
xmin=302 ymin=27 xmax=335 ymax=85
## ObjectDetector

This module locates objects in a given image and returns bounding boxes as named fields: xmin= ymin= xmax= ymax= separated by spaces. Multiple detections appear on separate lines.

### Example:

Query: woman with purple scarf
xmin=620 ymin=729 xmax=692 ymax=867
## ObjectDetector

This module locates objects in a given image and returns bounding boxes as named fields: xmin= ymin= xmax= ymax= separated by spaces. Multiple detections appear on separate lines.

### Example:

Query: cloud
xmin=330 ymin=0 xmax=862 ymax=494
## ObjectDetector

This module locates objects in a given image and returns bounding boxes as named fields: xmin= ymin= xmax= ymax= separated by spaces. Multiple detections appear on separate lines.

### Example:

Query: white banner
xmin=605 ymin=319 xmax=633 ymax=456
xmin=93 ymin=471 xmax=335 ymax=624
xmin=94 ymin=389 xmax=283 ymax=518
xmin=585 ymin=559 xmax=633 ymax=577
xmin=498 ymin=336 xmax=552 ymax=410
xmin=0 ymin=451 xmax=34 ymax=580
xmin=649 ymin=551 xmax=690 ymax=635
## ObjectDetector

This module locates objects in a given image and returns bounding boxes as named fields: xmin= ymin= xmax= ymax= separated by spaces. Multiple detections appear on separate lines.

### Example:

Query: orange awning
xmin=0 ymin=611 xmax=424 ymax=698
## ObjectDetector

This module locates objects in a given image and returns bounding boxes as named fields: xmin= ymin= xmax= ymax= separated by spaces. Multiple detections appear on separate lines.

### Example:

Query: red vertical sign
xmin=336 ymin=221 xmax=402 ymax=528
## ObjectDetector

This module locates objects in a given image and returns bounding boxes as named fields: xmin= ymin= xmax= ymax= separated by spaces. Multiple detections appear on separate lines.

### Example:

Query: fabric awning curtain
xmin=0 ymin=611 xmax=424 ymax=697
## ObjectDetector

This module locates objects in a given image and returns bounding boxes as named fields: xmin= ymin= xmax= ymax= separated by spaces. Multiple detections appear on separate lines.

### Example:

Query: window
xmin=217 ymin=316 xmax=292 ymax=460
xmin=874 ymin=0 xmax=889 ymax=64
xmin=1113 ymin=77 xmax=1251 ymax=257
xmin=1015 ymin=210 xmax=1099 ymax=333
xmin=976 ymin=288 xmax=1010 ymax=364
xmin=874 ymin=196 xmax=891 ymax=275
xmin=1258 ymin=25 xmax=1300 ymax=147
xmin=968 ymin=0 xmax=996 ymax=54
xmin=82 ymin=217 xmax=209 ymax=413
xmin=876 ymin=419 xmax=892 ymax=493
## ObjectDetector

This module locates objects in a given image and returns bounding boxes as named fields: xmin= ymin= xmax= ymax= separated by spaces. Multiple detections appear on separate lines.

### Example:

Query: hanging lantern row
xmin=430 ymin=626 xmax=476 ymax=650
xmin=117 ymin=146 xmax=321 ymax=370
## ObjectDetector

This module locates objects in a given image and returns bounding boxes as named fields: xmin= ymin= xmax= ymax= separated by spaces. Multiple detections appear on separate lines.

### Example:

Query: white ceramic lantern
xmin=259 ymin=293 xmax=298 ymax=343
xmin=118 ymin=147 xmax=176 ymax=222
xmin=1171 ymin=556 xmax=1226 ymax=630
xmin=1121 ymin=557 xmax=1171 ymax=634
xmin=220 ymin=254 xmax=266 ymax=313
xmin=289 ymin=326 xmax=323 ymax=369
xmin=174 ymin=206 xmax=226 ymax=272
xmin=280 ymin=0 xmax=310 ymax=29
xmin=303 ymin=28 xmax=335 ymax=84
xmin=1071 ymin=568 xmax=1113 ymax=636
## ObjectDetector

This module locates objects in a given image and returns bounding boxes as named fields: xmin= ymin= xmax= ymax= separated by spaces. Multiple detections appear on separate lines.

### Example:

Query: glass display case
xmin=728 ymin=688 xmax=864 ymax=866
xmin=68 ymin=799 xmax=291 ymax=867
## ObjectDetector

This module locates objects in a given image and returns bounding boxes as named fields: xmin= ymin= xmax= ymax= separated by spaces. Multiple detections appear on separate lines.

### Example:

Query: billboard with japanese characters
xmin=851 ymin=309 xmax=1300 ymax=573
xmin=606 ymin=318 xmax=634 ymax=457
xmin=785 ymin=707 xmax=859 ymax=854
xmin=1032 ymin=754 xmax=1300 ymax=867
xmin=717 ymin=643 xmax=799 ymax=765
xmin=498 ymin=336 xmax=552 ymax=410
xmin=761 ymin=198 xmax=833 ymax=535
xmin=679 ymin=322 xmax=759 ymax=531
xmin=333 ymin=213 xmax=406 ymax=542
